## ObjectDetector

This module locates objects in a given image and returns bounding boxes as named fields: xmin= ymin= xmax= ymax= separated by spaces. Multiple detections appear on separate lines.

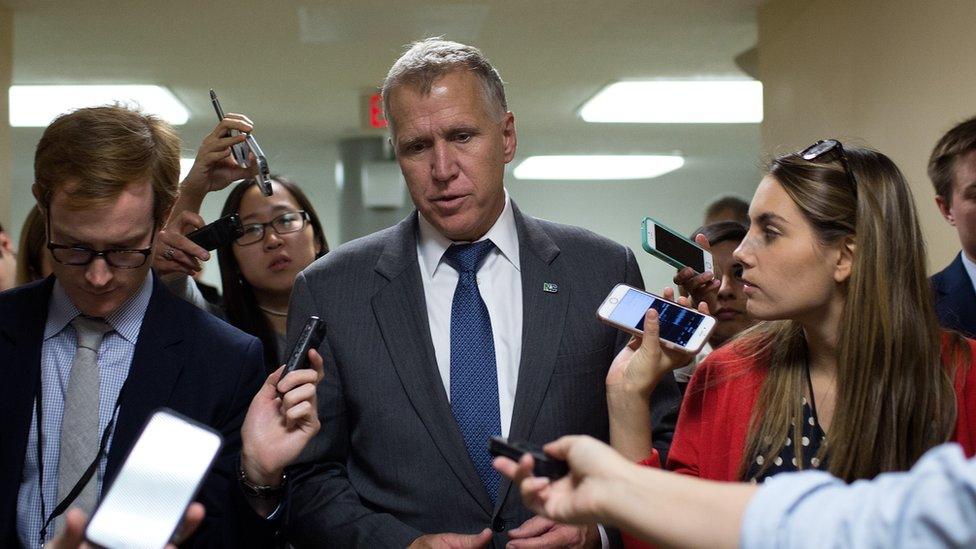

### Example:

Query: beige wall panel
xmin=759 ymin=0 xmax=976 ymax=272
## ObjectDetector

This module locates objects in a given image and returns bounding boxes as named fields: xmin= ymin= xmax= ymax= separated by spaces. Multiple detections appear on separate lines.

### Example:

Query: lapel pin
xmin=543 ymin=282 xmax=559 ymax=293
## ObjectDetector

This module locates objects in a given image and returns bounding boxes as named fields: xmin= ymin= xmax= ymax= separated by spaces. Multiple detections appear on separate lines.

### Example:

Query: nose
xmin=431 ymin=140 xmax=459 ymax=183
xmin=732 ymin=238 xmax=754 ymax=271
xmin=717 ymin=271 xmax=737 ymax=300
xmin=263 ymin=227 xmax=284 ymax=250
xmin=84 ymin=256 xmax=113 ymax=288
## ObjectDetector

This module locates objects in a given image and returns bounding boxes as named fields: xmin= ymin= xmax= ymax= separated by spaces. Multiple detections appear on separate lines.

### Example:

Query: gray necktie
xmin=55 ymin=316 xmax=112 ymax=531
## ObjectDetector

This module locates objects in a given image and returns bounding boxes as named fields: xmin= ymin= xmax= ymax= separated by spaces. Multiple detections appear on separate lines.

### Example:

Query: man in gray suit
xmin=286 ymin=38 xmax=680 ymax=548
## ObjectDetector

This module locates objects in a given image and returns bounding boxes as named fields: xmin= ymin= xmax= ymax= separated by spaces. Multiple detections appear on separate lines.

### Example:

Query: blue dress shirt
xmin=16 ymin=275 xmax=153 ymax=548
xmin=741 ymin=443 xmax=976 ymax=548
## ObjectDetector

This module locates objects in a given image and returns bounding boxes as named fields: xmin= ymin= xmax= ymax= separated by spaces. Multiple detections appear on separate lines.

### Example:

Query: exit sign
xmin=361 ymin=92 xmax=388 ymax=130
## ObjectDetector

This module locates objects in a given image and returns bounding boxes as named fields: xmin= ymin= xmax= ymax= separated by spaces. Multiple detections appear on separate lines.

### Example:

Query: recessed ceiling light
xmin=9 ymin=85 xmax=190 ymax=127
xmin=513 ymin=155 xmax=684 ymax=181
xmin=580 ymin=80 xmax=763 ymax=123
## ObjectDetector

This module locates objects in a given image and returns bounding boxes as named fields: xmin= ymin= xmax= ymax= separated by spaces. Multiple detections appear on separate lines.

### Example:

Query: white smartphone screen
xmin=85 ymin=409 xmax=222 ymax=549
xmin=607 ymin=287 xmax=707 ymax=347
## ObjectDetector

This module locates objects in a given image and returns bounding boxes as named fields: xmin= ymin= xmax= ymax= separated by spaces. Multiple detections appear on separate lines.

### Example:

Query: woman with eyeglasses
xmin=155 ymin=116 xmax=328 ymax=371
xmin=214 ymin=177 xmax=327 ymax=369
xmin=606 ymin=142 xmax=976 ymax=520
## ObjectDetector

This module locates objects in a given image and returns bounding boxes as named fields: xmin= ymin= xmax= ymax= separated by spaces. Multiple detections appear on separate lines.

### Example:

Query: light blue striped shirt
xmin=16 ymin=275 xmax=153 ymax=548
xmin=741 ymin=443 xmax=976 ymax=548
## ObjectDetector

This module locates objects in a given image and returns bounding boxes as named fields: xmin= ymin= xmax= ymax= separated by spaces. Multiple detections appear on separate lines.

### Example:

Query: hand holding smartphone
xmin=186 ymin=213 xmax=244 ymax=251
xmin=84 ymin=409 xmax=222 ymax=549
xmin=641 ymin=217 xmax=713 ymax=274
xmin=209 ymin=89 xmax=273 ymax=196
xmin=597 ymin=283 xmax=715 ymax=353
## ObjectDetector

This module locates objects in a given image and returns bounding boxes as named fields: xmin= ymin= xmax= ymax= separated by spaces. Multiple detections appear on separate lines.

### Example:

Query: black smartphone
xmin=278 ymin=316 xmax=325 ymax=397
xmin=488 ymin=436 xmax=568 ymax=480
xmin=186 ymin=214 xmax=244 ymax=251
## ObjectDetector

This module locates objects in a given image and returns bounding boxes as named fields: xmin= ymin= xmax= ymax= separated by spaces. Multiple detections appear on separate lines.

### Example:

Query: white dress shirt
xmin=417 ymin=191 xmax=522 ymax=437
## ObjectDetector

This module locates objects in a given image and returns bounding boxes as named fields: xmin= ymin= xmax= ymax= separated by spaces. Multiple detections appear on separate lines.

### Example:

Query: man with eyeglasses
xmin=0 ymin=105 xmax=322 ymax=548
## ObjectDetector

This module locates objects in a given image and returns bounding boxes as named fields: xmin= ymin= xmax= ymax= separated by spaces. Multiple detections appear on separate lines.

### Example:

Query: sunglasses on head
xmin=798 ymin=139 xmax=858 ymax=199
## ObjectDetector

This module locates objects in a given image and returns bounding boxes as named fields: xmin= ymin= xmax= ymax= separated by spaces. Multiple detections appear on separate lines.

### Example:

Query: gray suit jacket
xmin=285 ymin=204 xmax=680 ymax=547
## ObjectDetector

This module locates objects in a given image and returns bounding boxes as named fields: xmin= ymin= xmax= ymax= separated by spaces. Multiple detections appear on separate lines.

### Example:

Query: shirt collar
xmin=960 ymin=251 xmax=976 ymax=292
xmin=43 ymin=273 xmax=154 ymax=344
xmin=417 ymin=189 xmax=521 ymax=278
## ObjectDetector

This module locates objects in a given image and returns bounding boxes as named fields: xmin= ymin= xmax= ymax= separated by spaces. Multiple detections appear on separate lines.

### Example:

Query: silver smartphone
xmin=641 ymin=216 xmax=713 ymax=274
xmin=84 ymin=408 xmax=222 ymax=549
xmin=597 ymin=283 xmax=716 ymax=353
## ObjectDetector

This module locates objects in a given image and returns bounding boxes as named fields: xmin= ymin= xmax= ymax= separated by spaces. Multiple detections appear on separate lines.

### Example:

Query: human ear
xmin=834 ymin=235 xmax=856 ymax=283
xmin=935 ymin=195 xmax=955 ymax=226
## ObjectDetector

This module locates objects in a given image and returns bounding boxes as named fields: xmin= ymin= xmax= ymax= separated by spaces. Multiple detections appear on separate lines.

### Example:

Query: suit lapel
xmin=372 ymin=214 xmax=494 ymax=514
xmin=105 ymin=276 xmax=186 ymax=484
xmin=0 ymin=278 xmax=52 ymax=531
xmin=495 ymin=205 xmax=569 ymax=514
xmin=937 ymin=254 xmax=976 ymax=335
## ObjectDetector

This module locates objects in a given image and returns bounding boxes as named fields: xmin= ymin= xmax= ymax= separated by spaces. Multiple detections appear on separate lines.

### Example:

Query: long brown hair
xmin=738 ymin=146 xmax=963 ymax=482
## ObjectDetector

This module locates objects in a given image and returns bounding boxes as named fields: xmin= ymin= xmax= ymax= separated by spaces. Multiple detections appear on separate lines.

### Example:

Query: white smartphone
xmin=641 ymin=217 xmax=713 ymax=274
xmin=597 ymin=283 xmax=716 ymax=353
xmin=85 ymin=408 xmax=222 ymax=549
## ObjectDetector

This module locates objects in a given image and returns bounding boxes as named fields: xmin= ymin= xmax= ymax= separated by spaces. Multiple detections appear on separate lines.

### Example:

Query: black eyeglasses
xmin=798 ymin=139 xmax=858 ymax=198
xmin=46 ymin=215 xmax=156 ymax=269
xmin=235 ymin=210 xmax=310 ymax=246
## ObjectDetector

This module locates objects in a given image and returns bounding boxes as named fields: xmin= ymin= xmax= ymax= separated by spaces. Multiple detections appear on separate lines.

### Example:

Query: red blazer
xmin=624 ymin=334 xmax=976 ymax=549
xmin=640 ymin=333 xmax=976 ymax=477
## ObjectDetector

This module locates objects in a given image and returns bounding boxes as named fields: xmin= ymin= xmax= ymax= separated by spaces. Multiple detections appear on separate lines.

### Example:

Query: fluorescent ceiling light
xmin=179 ymin=158 xmax=195 ymax=182
xmin=580 ymin=80 xmax=763 ymax=123
xmin=513 ymin=155 xmax=684 ymax=181
xmin=9 ymin=85 xmax=190 ymax=127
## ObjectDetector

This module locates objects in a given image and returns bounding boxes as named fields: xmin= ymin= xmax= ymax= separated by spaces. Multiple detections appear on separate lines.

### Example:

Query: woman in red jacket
xmin=607 ymin=141 xmax=976 ymax=490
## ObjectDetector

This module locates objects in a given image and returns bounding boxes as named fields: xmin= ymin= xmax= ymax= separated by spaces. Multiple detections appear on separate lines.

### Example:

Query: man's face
xmin=937 ymin=149 xmax=976 ymax=261
xmin=388 ymin=70 xmax=517 ymax=242
xmin=45 ymin=179 xmax=156 ymax=317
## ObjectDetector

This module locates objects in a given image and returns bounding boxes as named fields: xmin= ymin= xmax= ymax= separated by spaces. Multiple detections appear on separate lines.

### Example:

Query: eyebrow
xmin=241 ymin=204 xmax=296 ymax=223
xmin=52 ymin=226 xmax=153 ymax=248
xmin=754 ymin=212 xmax=790 ymax=225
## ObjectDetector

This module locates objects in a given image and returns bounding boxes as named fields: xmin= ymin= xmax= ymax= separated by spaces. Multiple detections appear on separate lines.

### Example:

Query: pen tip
xmin=209 ymin=89 xmax=216 ymax=98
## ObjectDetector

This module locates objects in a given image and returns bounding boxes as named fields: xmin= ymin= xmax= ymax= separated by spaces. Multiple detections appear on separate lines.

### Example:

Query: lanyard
xmin=34 ymin=365 xmax=126 ymax=545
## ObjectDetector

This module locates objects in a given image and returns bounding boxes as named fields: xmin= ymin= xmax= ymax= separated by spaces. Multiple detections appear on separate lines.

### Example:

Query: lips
xmin=715 ymin=308 xmax=743 ymax=321
xmin=430 ymin=194 xmax=469 ymax=211
xmin=268 ymin=256 xmax=292 ymax=272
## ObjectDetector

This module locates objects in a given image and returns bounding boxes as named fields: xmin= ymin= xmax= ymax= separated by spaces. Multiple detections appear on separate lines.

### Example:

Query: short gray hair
xmin=382 ymin=37 xmax=508 ymax=131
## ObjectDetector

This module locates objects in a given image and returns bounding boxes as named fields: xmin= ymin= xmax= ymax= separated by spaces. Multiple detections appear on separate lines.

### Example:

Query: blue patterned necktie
xmin=444 ymin=239 xmax=502 ymax=503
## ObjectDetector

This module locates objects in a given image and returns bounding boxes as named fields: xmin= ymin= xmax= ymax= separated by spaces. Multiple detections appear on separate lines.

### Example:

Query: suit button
xmin=492 ymin=516 xmax=505 ymax=532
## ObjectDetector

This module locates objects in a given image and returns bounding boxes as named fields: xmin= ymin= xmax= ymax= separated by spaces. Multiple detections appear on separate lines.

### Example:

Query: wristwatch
xmin=238 ymin=464 xmax=286 ymax=499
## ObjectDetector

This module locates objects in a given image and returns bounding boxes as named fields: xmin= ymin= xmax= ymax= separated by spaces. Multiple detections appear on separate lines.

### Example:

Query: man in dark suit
xmin=0 ymin=105 xmax=322 ymax=548
xmin=286 ymin=38 xmax=680 ymax=547
xmin=929 ymin=116 xmax=976 ymax=338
